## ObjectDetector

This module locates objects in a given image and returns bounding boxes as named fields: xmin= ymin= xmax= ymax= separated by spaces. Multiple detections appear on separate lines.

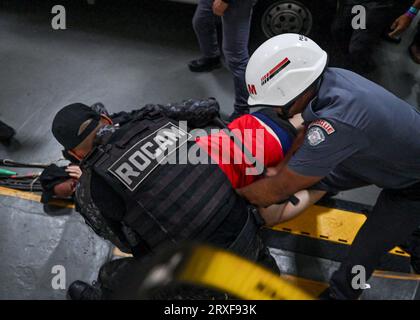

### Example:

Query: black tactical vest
xmin=81 ymin=108 xmax=249 ymax=253
xmin=75 ymin=169 xmax=133 ymax=253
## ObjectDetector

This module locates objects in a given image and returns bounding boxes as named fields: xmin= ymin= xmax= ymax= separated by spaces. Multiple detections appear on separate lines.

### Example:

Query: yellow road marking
xmin=0 ymin=186 xmax=74 ymax=208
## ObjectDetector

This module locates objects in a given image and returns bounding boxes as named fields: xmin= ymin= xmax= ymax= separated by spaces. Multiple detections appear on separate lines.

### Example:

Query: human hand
xmin=66 ymin=165 xmax=82 ymax=179
xmin=213 ymin=0 xmax=229 ymax=16
xmin=389 ymin=14 xmax=413 ymax=38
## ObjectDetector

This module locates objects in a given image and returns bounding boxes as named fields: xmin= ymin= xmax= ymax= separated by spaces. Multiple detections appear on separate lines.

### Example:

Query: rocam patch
xmin=308 ymin=119 xmax=336 ymax=135
xmin=108 ymin=123 xmax=191 ymax=192
xmin=307 ymin=126 xmax=325 ymax=146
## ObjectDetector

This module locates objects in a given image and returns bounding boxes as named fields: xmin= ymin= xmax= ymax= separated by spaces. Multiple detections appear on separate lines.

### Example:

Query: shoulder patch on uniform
xmin=308 ymin=119 xmax=335 ymax=135
xmin=107 ymin=123 xmax=191 ymax=192
xmin=307 ymin=126 xmax=325 ymax=146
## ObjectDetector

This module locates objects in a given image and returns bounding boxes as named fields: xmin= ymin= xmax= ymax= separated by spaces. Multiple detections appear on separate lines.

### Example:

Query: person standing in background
xmin=388 ymin=0 xmax=420 ymax=64
xmin=189 ymin=0 xmax=257 ymax=121
xmin=331 ymin=0 xmax=404 ymax=75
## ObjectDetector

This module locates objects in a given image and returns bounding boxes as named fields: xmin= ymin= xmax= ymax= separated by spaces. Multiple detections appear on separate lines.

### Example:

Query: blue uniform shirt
xmin=288 ymin=67 xmax=420 ymax=191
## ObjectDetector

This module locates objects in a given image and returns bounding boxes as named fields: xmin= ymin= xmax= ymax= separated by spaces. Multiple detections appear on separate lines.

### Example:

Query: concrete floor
xmin=0 ymin=0 xmax=419 ymax=299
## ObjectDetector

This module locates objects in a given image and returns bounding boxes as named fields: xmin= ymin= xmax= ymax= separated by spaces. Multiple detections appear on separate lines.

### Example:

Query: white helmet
xmin=246 ymin=33 xmax=328 ymax=107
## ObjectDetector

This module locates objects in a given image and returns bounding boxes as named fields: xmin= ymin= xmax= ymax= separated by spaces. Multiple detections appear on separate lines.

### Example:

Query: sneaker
xmin=188 ymin=56 xmax=221 ymax=73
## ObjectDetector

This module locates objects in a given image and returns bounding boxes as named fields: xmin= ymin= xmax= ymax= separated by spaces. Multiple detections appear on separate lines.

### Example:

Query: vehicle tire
xmin=251 ymin=0 xmax=335 ymax=48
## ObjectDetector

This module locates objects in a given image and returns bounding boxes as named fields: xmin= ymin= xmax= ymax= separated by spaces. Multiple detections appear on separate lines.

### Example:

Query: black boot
xmin=67 ymin=280 xmax=103 ymax=300
xmin=188 ymin=56 xmax=221 ymax=73
xmin=318 ymin=287 xmax=336 ymax=300
xmin=0 ymin=120 xmax=15 ymax=142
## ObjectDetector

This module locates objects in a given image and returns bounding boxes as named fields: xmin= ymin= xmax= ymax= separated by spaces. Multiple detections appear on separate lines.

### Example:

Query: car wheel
xmin=251 ymin=0 xmax=334 ymax=48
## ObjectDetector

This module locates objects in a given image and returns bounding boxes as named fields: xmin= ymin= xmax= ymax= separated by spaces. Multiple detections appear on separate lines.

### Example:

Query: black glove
xmin=39 ymin=164 xmax=71 ymax=203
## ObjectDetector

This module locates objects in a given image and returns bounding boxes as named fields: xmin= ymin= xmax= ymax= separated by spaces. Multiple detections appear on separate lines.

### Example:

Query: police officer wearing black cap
xmin=51 ymin=101 xmax=277 ymax=299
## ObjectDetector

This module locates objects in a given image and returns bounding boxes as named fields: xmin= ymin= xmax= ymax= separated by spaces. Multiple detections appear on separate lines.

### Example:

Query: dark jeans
xmin=414 ymin=22 xmax=420 ymax=46
xmin=192 ymin=0 xmax=257 ymax=111
xmin=331 ymin=0 xmax=398 ymax=73
xmin=329 ymin=183 xmax=420 ymax=299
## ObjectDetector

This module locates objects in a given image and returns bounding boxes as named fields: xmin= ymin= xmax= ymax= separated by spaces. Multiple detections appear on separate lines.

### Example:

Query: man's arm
xmin=237 ymin=166 xmax=322 ymax=207
xmin=238 ymin=120 xmax=368 ymax=207
xmin=389 ymin=0 xmax=420 ymax=38
xmin=259 ymin=189 xmax=326 ymax=227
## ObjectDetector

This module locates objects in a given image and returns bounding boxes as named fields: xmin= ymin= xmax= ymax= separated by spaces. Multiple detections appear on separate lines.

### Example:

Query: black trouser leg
xmin=348 ymin=1 xmax=395 ymax=74
xmin=330 ymin=4 xmax=354 ymax=68
xmin=414 ymin=22 xmax=420 ymax=46
xmin=329 ymin=189 xmax=420 ymax=299
xmin=401 ymin=227 xmax=420 ymax=273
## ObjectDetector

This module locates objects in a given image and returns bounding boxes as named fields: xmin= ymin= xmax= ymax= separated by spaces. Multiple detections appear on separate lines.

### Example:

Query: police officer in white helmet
xmin=238 ymin=33 xmax=420 ymax=300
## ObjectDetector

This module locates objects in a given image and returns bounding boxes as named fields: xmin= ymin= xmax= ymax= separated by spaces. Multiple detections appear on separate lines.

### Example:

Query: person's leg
xmin=348 ymin=1 xmax=395 ymax=74
xmin=259 ymin=189 xmax=326 ymax=226
xmin=190 ymin=0 xmax=222 ymax=72
xmin=416 ymin=22 xmax=420 ymax=45
xmin=330 ymin=2 xmax=354 ymax=68
xmin=328 ymin=189 xmax=420 ymax=299
xmin=222 ymin=0 xmax=257 ymax=119
xmin=401 ymin=227 xmax=420 ymax=273
xmin=331 ymin=3 xmax=353 ymax=47
xmin=409 ymin=22 xmax=420 ymax=64
xmin=192 ymin=0 xmax=220 ymax=58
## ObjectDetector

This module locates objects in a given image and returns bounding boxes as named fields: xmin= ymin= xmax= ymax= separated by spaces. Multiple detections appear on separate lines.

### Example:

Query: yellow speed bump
xmin=272 ymin=205 xmax=409 ymax=257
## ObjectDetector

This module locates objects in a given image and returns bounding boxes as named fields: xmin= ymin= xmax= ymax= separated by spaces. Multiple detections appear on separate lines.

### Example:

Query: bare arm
xmin=259 ymin=189 xmax=326 ymax=227
xmin=389 ymin=0 xmax=420 ymax=38
xmin=237 ymin=166 xmax=323 ymax=208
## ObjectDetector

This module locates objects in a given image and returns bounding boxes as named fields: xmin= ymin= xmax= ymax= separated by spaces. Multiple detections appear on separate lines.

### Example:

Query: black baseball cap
xmin=52 ymin=103 xmax=101 ymax=150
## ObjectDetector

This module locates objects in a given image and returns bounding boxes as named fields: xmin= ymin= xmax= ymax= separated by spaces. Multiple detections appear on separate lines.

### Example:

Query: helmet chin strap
xmin=279 ymin=75 xmax=324 ymax=119
xmin=279 ymin=100 xmax=296 ymax=119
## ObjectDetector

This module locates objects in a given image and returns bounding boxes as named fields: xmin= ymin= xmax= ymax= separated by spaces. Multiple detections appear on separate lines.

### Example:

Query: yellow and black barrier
xmin=177 ymin=245 xmax=318 ymax=300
